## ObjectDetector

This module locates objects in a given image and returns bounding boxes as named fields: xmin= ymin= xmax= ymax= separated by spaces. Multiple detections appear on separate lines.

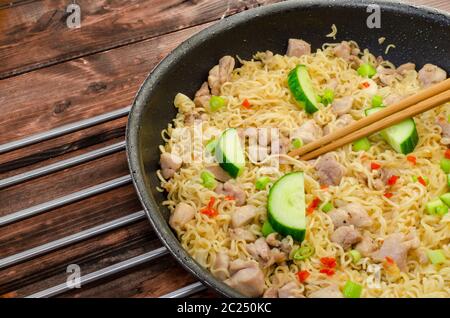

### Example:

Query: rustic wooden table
xmin=0 ymin=0 xmax=448 ymax=298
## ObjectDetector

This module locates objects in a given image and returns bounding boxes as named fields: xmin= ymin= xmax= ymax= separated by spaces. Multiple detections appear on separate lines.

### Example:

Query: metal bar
xmin=0 ymin=175 xmax=132 ymax=227
xmin=26 ymin=247 xmax=169 ymax=298
xmin=160 ymin=282 xmax=206 ymax=298
xmin=0 ymin=210 xmax=146 ymax=270
xmin=0 ymin=141 xmax=126 ymax=190
xmin=0 ymin=106 xmax=131 ymax=154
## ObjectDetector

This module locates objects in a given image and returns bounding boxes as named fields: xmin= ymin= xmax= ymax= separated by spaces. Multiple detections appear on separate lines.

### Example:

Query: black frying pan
xmin=126 ymin=0 xmax=450 ymax=298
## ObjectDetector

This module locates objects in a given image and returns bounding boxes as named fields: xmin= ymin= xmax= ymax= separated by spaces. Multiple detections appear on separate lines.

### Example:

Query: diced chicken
xmin=333 ymin=41 xmax=352 ymax=61
xmin=286 ymin=38 xmax=311 ymax=57
xmin=229 ymin=259 xmax=256 ymax=275
xmin=193 ymin=82 xmax=211 ymax=108
xmin=211 ymin=251 xmax=230 ymax=281
xmin=315 ymin=153 xmax=346 ymax=186
xmin=328 ymin=203 xmax=372 ymax=229
xmin=308 ymin=284 xmax=343 ymax=298
xmin=326 ymin=78 xmax=339 ymax=90
xmin=376 ymin=66 xmax=398 ymax=86
xmin=280 ymin=237 xmax=293 ymax=254
xmin=331 ymin=96 xmax=354 ymax=115
xmin=331 ymin=225 xmax=362 ymax=250
xmin=384 ymin=94 xmax=403 ymax=106
xmin=169 ymin=202 xmax=195 ymax=230
xmin=246 ymin=237 xmax=272 ymax=264
xmin=231 ymin=205 xmax=257 ymax=228
xmin=266 ymin=233 xmax=281 ymax=247
xmin=324 ymin=114 xmax=355 ymax=135
xmin=396 ymin=63 xmax=415 ymax=76
xmin=263 ymin=287 xmax=279 ymax=298
xmin=278 ymin=281 xmax=305 ymax=298
xmin=225 ymin=260 xmax=265 ymax=297
xmin=436 ymin=117 xmax=450 ymax=145
xmin=206 ymin=165 xmax=231 ymax=182
xmin=418 ymin=64 xmax=447 ymax=87
xmin=371 ymin=232 xmax=420 ymax=271
xmin=160 ymin=152 xmax=183 ymax=179
xmin=208 ymin=56 xmax=235 ymax=95
xmin=292 ymin=120 xmax=323 ymax=145
xmin=355 ymin=234 xmax=377 ymax=257
xmin=215 ymin=181 xmax=246 ymax=206
xmin=374 ymin=167 xmax=398 ymax=184
xmin=229 ymin=228 xmax=256 ymax=242
xmin=174 ymin=93 xmax=195 ymax=113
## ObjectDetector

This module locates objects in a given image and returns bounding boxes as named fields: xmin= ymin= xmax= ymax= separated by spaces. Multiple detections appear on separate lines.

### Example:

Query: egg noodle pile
xmin=157 ymin=42 xmax=449 ymax=297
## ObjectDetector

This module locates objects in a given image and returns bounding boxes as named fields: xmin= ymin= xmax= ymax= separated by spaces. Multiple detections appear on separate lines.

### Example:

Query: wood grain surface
xmin=0 ymin=0 xmax=448 ymax=298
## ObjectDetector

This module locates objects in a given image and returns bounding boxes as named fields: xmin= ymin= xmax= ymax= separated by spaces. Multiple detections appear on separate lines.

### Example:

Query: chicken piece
xmin=206 ymin=165 xmax=231 ymax=182
xmin=246 ymin=237 xmax=272 ymax=265
xmin=174 ymin=93 xmax=195 ymax=113
xmin=292 ymin=120 xmax=323 ymax=145
xmin=355 ymin=234 xmax=377 ymax=257
xmin=374 ymin=167 xmax=398 ymax=184
xmin=266 ymin=233 xmax=281 ymax=247
xmin=331 ymin=225 xmax=362 ymax=250
xmin=326 ymin=78 xmax=339 ymax=90
xmin=263 ymin=287 xmax=278 ymax=298
xmin=229 ymin=228 xmax=256 ymax=242
xmin=333 ymin=41 xmax=352 ymax=61
xmin=280 ymin=237 xmax=293 ymax=254
xmin=436 ymin=117 xmax=450 ymax=145
xmin=286 ymin=38 xmax=311 ymax=57
xmin=208 ymin=56 xmax=235 ymax=95
xmin=211 ymin=251 xmax=230 ymax=281
xmin=309 ymin=285 xmax=343 ymax=298
xmin=418 ymin=64 xmax=447 ymax=87
xmin=169 ymin=202 xmax=195 ymax=230
xmin=229 ymin=259 xmax=256 ymax=275
xmin=225 ymin=260 xmax=265 ymax=297
xmin=376 ymin=66 xmax=398 ymax=86
xmin=271 ymin=248 xmax=288 ymax=264
xmin=384 ymin=93 xmax=403 ymax=106
xmin=327 ymin=208 xmax=350 ymax=228
xmin=345 ymin=203 xmax=373 ymax=228
xmin=315 ymin=153 xmax=346 ymax=186
xmin=396 ymin=62 xmax=415 ymax=76
xmin=193 ymin=82 xmax=211 ymax=108
xmin=215 ymin=181 xmax=246 ymax=206
xmin=231 ymin=205 xmax=257 ymax=228
xmin=160 ymin=152 xmax=182 ymax=179
xmin=278 ymin=281 xmax=305 ymax=298
xmin=331 ymin=96 xmax=354 ymax=115
xmin=323 ymin=114 xmax=355 ymax=135
xmin=371 ymin=232 xmax=420 ymax=271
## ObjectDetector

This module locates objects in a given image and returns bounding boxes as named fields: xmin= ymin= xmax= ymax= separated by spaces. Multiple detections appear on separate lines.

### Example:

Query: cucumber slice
xmin=439 ymin=193 xmax=450 ymax=207
xmin=365 ymin=107 xmax=419 ymax=154
xmin=215 ymin=128 xmax=245 ymax=178
xmin=267 ymin=172 xmax=306 ymax=242
xmin=288 ymin=65 xmax=319 ymax=114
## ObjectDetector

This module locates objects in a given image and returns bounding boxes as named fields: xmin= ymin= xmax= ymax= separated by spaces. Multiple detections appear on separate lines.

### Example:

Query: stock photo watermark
xmin=66 ymin=2 xmax=81 ymax=29
xmin=66 ymin=264 xmax=81 ymax=289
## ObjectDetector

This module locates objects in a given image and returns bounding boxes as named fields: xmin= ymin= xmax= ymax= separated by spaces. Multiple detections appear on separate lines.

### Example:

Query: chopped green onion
xmin=205 ymin=138 xmax=217 ymax=154
xmin=200 ymin=170 xmax=217 ymax=190
xmin=209 ymin=96 xmax=226 ymax=111
xmin=292 ymin=242 xmax=315 ymax=261
xmin=372 ymin=95 xmax=383 ymax=107
xmin=357 ymin=63 xmax=376 ymax=78
xmin=255 ymin=176 xmax=271 ymax=190
xmin=316 ymin=95 xmax=322 ymax=103
xmin=425 ymin=198 xmax=447 ymax=215
xmin=261 ymin=220 xmax=275 ymax=237
xmin=292 ymin=138 xmax=303 ymax=149
xmin=448 ymin=114 xmax=450 ymax=123
xmin=321 ymin=88 xmax=334 ymax=106
xmin=412 ymin=175 xmax=418 ymax=182
xmin=349 ymin=250 xmax=362 ymax=263
xmin=440 ymin=158 xmax=450 ymax=173
xmin=436 ymin=205 xmax=449 ymax=216
xmin=343 ymin=280 xmax=363 ymax=298
xmin=447 ymin=174 xmax=450 ymax=187
xmin=352 ymin=137 xmax=371 ymax=151
xmin=320 ymin=201 xmax=334 ymax=213
xmin=427 ymin=249 xmax=446 ymax=265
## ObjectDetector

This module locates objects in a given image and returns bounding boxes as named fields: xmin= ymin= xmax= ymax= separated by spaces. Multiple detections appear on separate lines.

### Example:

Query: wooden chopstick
xmin=288 ymin=78 xmax=450 ymax=160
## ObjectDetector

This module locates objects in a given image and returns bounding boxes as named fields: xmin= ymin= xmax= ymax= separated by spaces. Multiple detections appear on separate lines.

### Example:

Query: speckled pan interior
xmin=126 ymin=0 xmax=450 ymax=297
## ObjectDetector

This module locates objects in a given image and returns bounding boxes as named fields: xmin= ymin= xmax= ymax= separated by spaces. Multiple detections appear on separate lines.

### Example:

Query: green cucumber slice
xmin=365 ymin=107 xmax=419 ymax=154
xmin=288 ymin=65 xmax=319 ymax=114
xmin=215 ymin=128 xmax=245 ymax=178
xmin=267 ymin=172 xmax=306 ymax=242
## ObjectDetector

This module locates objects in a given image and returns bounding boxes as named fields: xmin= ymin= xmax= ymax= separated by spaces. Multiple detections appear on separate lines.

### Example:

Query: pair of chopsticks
xmin=288 ymin=78 xmax=450 ymax=161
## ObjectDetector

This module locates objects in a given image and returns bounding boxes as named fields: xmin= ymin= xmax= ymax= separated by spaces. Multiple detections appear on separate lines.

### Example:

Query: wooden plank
xmin=0 ymin=0 xmax=282 ymax=79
